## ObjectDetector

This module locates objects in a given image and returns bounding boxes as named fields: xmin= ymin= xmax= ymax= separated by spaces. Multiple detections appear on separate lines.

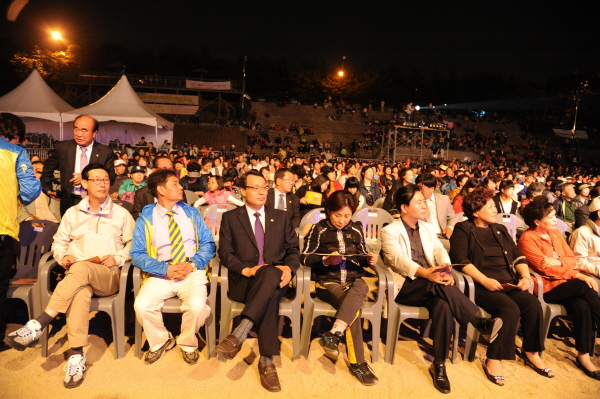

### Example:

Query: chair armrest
xmin=379 ymin=260 xmax=396 ymax=318
xmin=372 ymin=260 xmax=388 ymax=307
xmin=119 ymin=262 xmax=132 ymax=291
xmin=132 ymin=267 xmax=142 ymax=296
xmin=300 ymin=265 xmax=312 ymax=301
xmin=220 ymin=263 xmax=230 ymax=305
xmin=452 ymin=269 xmax=466 ymax=293
xmin=528 ymin=270 xmax=546 ymax=304
xmin=456 ymin=270 xmax=475 ymax=302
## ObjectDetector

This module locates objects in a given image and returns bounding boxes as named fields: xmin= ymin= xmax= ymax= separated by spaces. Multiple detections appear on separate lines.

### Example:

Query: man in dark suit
xmin=131 ymin=156 xmax=173 ymax=219
xmin=265 ymin=168 xmax=300 ymax=228
xmin=216 ymin=170 xmax=299 ymax=392
xmin=41 ymin=115 xmax=116 ymax=215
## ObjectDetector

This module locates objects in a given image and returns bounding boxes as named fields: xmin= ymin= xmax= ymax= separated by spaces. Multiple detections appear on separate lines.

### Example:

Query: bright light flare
xmin=51 ymin=31 xmax=63 ymax=41
xmin=338 ymin=70 xmax=344 ymax=77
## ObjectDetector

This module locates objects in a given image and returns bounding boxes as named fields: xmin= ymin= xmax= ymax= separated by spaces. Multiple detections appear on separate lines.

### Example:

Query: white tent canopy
xmin=61 ymin=75 xmax=173 ymax=143
xmin=0 ymin=69 xmax=74 ymax=122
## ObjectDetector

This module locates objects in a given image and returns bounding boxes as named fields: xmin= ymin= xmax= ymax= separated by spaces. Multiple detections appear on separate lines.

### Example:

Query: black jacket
xmin=449 ymin=220 xmax=527 ymax=283
xmin=492 ymin=193 xmax=519 ymax=215
xmin=301 ymin=219 xmax=370 ymax=282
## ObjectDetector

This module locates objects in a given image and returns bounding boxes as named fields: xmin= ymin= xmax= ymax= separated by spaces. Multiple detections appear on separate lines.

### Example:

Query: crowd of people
xmin=1 ymin=112 xmax=600 ymax=394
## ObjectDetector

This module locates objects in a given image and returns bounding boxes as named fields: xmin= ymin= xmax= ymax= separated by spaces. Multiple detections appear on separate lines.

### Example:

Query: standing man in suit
xmin=216 ymin=170 xmax=299 ymax=392
xmin=41 ymin=115 xmax=116 ymax=215
xmin=265 ymin=168 xmax=300 ymax=229
xmin=415 ymin=173 xmax=457 ymax=251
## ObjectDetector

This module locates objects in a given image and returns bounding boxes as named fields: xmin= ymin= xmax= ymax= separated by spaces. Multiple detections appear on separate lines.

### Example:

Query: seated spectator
xmin=301 ymin=191 xmax=378 ymax=386
xmin=519 ymin=182 xmax=545 ymax=215
xmin=20 ymin=160 xmax=60 ymax=224
xmin=118 ymin=165 xmax=147 ymax=197
xmin=193 ymin=175 xmax=244 ymax=208
xmin=180 ymin=162 xmax=204 ymax=196
xmin=554 ymin=183 xmax=577 ymax=227
xmin=5 ymin=163 xmax=134 ymax=388
xmin=569 ymin=197 xmax=600 ymax=277
xmin=110 ymin=159 xmax=130 ymax=199
xmin=297 ymin=175 xmax=330 ymax=219
xmin=344 ymin=177 xmax=365 ymax=210
xmin=493 ymin=180 xmax=519 ymax=215
xmin=575 ymin=183 xmax=593 ymax=208
xmin=519 ymin=196 xmax=600 ymax=381
xmin=575 ymin=187 xmax=600 ymax=229
xmin=359 ymin=165 xmax=381 ymax=207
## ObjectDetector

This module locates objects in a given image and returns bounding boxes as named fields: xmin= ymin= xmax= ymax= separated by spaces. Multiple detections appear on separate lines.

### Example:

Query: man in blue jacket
xmin=131 ymin=169 xmax=215 ymax=365
xmin=0 ymin=113 xmax=41 ymax=351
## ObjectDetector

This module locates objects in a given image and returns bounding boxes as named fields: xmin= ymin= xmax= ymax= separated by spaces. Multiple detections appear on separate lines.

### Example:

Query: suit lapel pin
xmin=96 ymin=154 xmax=99 ymax=157
xmin=270 ymin=219 xmax=274 ymax=222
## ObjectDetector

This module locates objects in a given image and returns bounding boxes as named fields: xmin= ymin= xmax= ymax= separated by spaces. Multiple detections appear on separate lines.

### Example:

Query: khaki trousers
xmin=134 ymin=271 xmax=210 ymax=352
xmin=46 ymin=261 xmax=120 ymax=348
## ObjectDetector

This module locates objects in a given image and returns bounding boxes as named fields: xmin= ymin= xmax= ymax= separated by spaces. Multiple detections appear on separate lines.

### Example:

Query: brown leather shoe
xmin=215 ymin=334 xmax=242 ymax=360
xmin=258 ymin=363 xmax=281 ymax=392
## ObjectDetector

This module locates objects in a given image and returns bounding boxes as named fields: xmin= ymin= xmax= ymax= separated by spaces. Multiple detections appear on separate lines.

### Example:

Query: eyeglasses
xmin=246 ymin=186 xmax=269 ymax=193
xmin=87 ymin=178 xmax=110 ymax=185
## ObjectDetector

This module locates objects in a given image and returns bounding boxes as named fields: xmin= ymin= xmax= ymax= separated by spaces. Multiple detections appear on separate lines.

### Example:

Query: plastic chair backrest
xmin=298 ymin=208 xmax=326 ymax=250
xmin=14 ymin=220 xmax=59 ymax=280
xmin=555 ymin=218 xmax=570 ymax=235
xmin=372 ymin=197 xmax=385 ymax=209
xmin=455 ymin=212 xmax=467 ymax=222
xmin=351 ymin=208 xmax=394 ymax=250
xmin=185 ymin=190 xmax=200 ymax=206
xmin=495 ymin=213 xmax=525 ymax=243
xmin=202 ymin=203 xmax=238 ymax=242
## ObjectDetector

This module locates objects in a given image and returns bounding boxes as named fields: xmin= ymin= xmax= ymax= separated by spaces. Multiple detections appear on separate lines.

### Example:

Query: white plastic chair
xmin=201 ymin=203 xmax=238 ymax=247
xmin=218 ymin=264 xmax=303 ymax=361
xmin=133 ymin=260 xmax=219 ymax=359
xmin=298 ymin=208 xmax=326 ymax=251
xmin=495 ymin=213 xmax=527 ymax=244
xmin=299 ymin=262 xmax=386 ymax=362
xmin=351 ymin=208 xmax=394 ymax=255
xmin=8 ymin=220 xmax=58 ymax=319
xmin=383 ymin=265 xmax=463 ymax=364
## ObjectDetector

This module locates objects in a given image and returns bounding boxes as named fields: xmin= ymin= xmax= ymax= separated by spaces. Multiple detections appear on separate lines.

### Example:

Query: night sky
xmin=2 ymin=0 xmax=599 ymax=80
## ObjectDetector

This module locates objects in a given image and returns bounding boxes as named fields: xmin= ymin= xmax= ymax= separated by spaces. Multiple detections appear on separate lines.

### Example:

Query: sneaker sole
xmin=4 ymin=336 xmax=39 ymax=351
xmin=144 ymin=338 xmax=176 ymax=365
xmin=64 ymin=368 xmax=86 ymax=389
xmin=318 ymin=338 xmax=339 ymax=360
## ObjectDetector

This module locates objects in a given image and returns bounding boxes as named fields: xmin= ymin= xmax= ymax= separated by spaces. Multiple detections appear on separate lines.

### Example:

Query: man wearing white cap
xmin=110 ymin=159 xmax=130 ymax=198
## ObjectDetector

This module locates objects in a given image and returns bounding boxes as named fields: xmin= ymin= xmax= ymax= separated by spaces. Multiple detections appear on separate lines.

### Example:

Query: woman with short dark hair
xmin=301 ymin=191 xmax=378 ymax=386
xmin=450 ymin=186 xmax=551 ymax=385
xmin=519 ymin=196 xmax=600 ymax=381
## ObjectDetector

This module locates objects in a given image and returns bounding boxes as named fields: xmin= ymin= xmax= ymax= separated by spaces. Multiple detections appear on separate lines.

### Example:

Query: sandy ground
xmin=1 ymin=307 xmax=599 ymax=399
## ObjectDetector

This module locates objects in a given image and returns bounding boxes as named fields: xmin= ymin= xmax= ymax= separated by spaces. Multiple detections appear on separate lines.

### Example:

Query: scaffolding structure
xmin=386 ymin=125 xmax=450 ymax=164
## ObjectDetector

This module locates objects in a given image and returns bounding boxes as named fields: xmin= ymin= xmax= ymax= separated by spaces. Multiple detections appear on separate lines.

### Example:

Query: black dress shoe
xmin=471 ymin=317 xmax=503 ymax=343
xmin=429 ymin=362 xmax=451 ymax=394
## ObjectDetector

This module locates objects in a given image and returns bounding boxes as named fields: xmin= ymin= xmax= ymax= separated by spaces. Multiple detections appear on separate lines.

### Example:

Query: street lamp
xmin=50 ymin=30 xmax=62 ymax=41
xmin=338 ymin=70 xmax=344 ymax=77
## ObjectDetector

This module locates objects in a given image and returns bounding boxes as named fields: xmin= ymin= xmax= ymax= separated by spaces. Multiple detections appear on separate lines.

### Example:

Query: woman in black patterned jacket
xmin=301 ymin=191 xmax=378 ymax=386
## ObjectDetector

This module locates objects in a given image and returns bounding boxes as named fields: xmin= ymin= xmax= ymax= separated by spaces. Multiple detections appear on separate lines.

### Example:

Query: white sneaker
xmin=63 ymin=354 xmax=86 ymax=389
xmin=4 ymin=320 xmax=42 ymax=351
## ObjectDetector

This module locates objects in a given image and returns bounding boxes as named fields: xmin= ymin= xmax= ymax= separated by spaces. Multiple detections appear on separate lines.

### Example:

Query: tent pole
xmin=60 ymin=114 xmax=63 ymax=141
xmin=155 ymin=120 xmax=158 ymax=146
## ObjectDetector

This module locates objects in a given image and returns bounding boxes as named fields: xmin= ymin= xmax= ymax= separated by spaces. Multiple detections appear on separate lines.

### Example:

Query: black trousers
xmin=395 ymin=277 xmax=479 ymax=361
xmin=544 ymin=279 xmax=600 ymax=354
xmin=240 ymin=266 xmax=287 ymax=357
xmin=474 ymin=286 xmax=544 ymax=360
xmin=0 ymin=235 xmax=15 ymax=341
xmin=316 ymin=278 xmax=369 ymax=364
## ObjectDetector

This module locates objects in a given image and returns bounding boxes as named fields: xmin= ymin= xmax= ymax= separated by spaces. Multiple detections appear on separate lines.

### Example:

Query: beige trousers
xmin=134 ymin=270 xmax=210 ymax=352
xmin=46 ymin=261 xmax=120 ymax=348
